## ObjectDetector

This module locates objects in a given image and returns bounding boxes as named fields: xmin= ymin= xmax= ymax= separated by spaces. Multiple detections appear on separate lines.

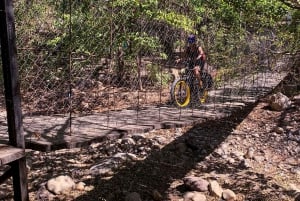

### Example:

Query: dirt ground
xmin=0 ymin=94 xmax=299 ymax=201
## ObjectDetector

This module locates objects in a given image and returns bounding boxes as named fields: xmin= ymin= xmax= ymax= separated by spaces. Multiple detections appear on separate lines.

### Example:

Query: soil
xmin=0 ymin=86 xmax=299 ymax=201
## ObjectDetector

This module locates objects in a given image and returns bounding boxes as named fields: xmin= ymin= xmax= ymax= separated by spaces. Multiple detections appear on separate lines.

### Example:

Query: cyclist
xmin=176 ymin=34 xmax=206 ymax=87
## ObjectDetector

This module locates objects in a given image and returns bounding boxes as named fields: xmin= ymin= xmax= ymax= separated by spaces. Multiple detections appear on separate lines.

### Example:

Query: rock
xmin=121 ymin=137 xmax=136 ymax=145
xmin=36 ymin=184 xmax=55 ymax=200
xmin=89 ymin=142 xmax=101 ymax=149
xmin=113 ymin=152 xmax=138 ymax=161
xmin=90 ymin=159 xmax=116 ymax=176
xmin=183 ymin=191 xmax=206 ymax=201
xmin=131 ymin=134 xmax=145 ymax=141
xmin=125 ymin=192 xmax=142 ymax=201
xmin=220 ymin=143 xmax=230 ymax=154
xmin=227 ymin=158 xmax=235 ymax=164
xmin=46 ymin=175 xmax=75 ymax=195
xmin=153 ymin=136 xmax=167 ymax=145
xmin=274 ymin=127 xmax=284 ymax=134
xmin=208 ymin=180 xmax=223 ymax=197
xmin=293 ymin=94 xmax=300 ymax=105
xmin=231 ymin=151 xmax=244 ymax=159
xmin=289 ymin=183 xmax=300 ymax=192
xmin=75 ymin=182 xmax=86 ymax=191
xmin=245 ymin=147 xmax=254 ymax=159
xmin=215 ymin=147 xmax=225 ymax=155
xmin=183 ymin=176 xmax=209 ymax=192
xmin=222 ymin=189 xmax=237 ymax=200
xmin=268 ymin=92 xmax=291 ymax=111
xmin=90 ymin=153 xmax=139 ymax=176
xmin=84 ymin=185 xmax=94 ymax=192
xmin=295 ymin=193 xmax=300 ymax=201
xmin=253 ymin=155 xmax=265 ymax=162
xmin=152 ymin=189 xmax=163 ymax=201
xmin=292 ymin=168 xmax=300 ymax=176
xmin=240 ymin=159 xmax=252 ymax=168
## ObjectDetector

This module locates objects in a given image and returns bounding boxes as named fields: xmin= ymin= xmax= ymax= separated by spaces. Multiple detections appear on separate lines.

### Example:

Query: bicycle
xmin=170 ymin=62 xmax=214 ymax=108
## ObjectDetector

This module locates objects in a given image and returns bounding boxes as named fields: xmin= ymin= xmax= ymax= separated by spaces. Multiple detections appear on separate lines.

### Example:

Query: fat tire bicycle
xmin=170 ymin=65 xmax=214 ymax=108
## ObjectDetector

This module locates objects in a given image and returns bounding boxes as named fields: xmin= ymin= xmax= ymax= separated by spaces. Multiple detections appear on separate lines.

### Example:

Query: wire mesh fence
xmin=0 ymin=0 xmax=290 ymax=147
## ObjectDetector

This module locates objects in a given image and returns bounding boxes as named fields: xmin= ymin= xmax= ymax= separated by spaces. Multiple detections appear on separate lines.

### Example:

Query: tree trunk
xmin=116 ymin=46 xmax=125 ymax=84
xmin=136 ymin=54 xmax=143 ymax=90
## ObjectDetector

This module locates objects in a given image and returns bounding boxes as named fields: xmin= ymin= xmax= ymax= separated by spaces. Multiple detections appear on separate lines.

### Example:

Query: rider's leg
xmin=194 ymin=66 xmax=202 ymax=87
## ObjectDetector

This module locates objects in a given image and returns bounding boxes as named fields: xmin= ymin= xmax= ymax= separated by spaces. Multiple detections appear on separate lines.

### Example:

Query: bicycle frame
xmin=180 ymin=68 xmax=199 ymax=94
xmin=170 ymin=64 xmax=212 ymax=107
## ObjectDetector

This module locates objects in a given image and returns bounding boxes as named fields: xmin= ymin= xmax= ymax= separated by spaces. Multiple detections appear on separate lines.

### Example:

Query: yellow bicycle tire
xmin=199 ymin=89 xmax=208 ymax=103
xmin=172 ymin=79 xmax=191 ymax=107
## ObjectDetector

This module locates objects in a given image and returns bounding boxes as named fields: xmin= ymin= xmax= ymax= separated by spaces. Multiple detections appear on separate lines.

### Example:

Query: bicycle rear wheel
xmin=198 ymin=72 xmax=212 ymax=104
xmin=199 ymin=89 xmax=208 ymax=103
xmin=170 ymin=78 xmax=191 ymax=107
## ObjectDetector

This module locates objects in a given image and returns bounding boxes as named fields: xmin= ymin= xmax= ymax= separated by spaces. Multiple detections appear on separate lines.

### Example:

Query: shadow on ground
xmin=74 ymin=102 xmax=258 ymax=201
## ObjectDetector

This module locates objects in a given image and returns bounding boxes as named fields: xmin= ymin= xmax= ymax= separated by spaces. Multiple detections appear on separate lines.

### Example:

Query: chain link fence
xmin=0 ymin=0 xmax=288 ymax=142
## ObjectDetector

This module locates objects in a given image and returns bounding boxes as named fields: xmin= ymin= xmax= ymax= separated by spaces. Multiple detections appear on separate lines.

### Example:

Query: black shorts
xmin=188 ymin=59 xmax=205 ymax=71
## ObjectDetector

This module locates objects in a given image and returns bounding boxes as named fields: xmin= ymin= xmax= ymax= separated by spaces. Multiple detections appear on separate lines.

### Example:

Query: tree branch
xmin=278 ymin=0 xmax=300 ymax=9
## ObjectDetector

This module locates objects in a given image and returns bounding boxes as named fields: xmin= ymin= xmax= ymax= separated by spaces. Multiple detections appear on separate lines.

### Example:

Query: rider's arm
xmin=197 ymin=46 xmax=206 ymax=60
xmin=176 ymin=47 xmax=188 ymax=63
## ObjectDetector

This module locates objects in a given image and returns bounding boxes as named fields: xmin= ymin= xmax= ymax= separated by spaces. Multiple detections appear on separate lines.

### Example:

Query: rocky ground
xmin=0 ymin=93 xmax=299 ymax=201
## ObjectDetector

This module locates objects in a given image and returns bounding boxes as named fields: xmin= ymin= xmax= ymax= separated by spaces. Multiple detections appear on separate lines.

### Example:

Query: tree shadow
xmin=74 ymin=102 xmax=257 ymax=201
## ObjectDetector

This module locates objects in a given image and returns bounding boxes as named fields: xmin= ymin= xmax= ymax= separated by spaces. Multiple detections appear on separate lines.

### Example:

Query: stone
xmin=253 ymin=155 xmax=265 ymax=163
xmin=153 ymin=136 xmax=167 ymax=145
xmin=222 ymin=189 xmax=237 ymax=200
xmin=268 ymin=92 xmax=291 ymax=111
xmin=241 ymin=159 xmax=252 ymax=168
xmin=36 ymin=184 xmax=55 ymax=200
xmin=152 ymin=189 xmax=163 ymax=201
xmin=292 ymin=94 xmax=300 ymax=105
xmin=75 ymin=182 xmax=86 ymax=191
xmin=245 ymin=147 xmax=254 ymax=159
xmin=231 ymin=151 xmax=244 ymax=159
xmin=121 ymin=137 xmax=136 ymax=145
xmin=274 ymin=127 xmax=284 ymax=134
xmin=183 ymin=191 xmax=206 ymax=201
xmin=46 ymin=175 xmax=75 ymax=195
xmin=89 ymin=142 xmax=101 ymax=149
xmin=208 ymin=180 xmax=223 ymax=197
xmin=125 ymin=192 xmax=142 ymax=201
xmin=295 ymin=193 xmax=300 ymax=201
xmin=113 ymin=152 xmax=138 ymax=161
xmin=183 ymin=176 xmax=209 ymax=192
xmin=227 ymin=158 xmax=235 ymax=164
xmin=90 ymin=159 xmax=115 ymax=176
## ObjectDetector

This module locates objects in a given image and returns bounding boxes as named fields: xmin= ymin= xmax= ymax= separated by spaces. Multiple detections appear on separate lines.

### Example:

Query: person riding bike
xmin=176 ymin=34 xmax=206 ymax=87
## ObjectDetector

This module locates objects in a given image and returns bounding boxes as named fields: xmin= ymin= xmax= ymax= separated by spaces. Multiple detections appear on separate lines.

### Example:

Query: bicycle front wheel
xmin=170 ymin=78 xmax=191 ymax=107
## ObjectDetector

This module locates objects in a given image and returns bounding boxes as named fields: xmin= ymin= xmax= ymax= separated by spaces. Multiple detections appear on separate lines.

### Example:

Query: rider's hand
xmin=175 ymin=59 xmax=181 ymax=63
xmin=201 ymin=54 xmax=206 ymax=61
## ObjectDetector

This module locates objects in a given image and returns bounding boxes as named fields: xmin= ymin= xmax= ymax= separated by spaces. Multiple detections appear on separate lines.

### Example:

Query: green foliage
xmin=284 ymin=10 xmax=300 ymax=53
xmin=13 ymin=0 xmax=299 ymax=91
xmin=127 ymin=32 xmax=161 ymax=55
xmin=146 ymin=63 xmax=171 ymax=86
xmin=155 ymin=10 xmax=195 ymax=32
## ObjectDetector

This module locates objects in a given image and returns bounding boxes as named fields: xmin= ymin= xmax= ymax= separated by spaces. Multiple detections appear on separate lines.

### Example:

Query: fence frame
xmin=0 ymin=0 xmax=28 ymax=200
